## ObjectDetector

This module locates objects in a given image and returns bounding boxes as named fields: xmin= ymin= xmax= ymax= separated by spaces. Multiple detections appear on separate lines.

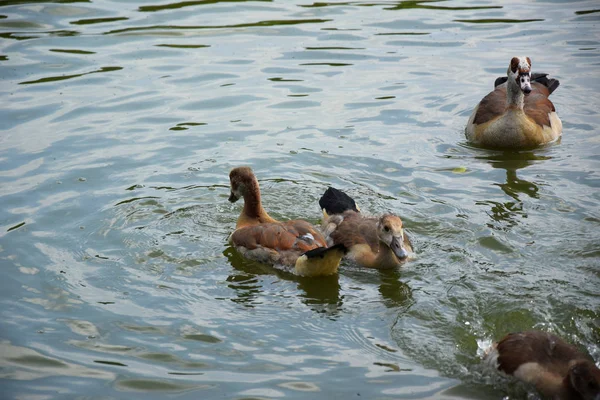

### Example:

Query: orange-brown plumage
xmin=227 ymin=167 xmax=344 ymax=276
xmin=230 ymin=220 xmax=327 ymax=254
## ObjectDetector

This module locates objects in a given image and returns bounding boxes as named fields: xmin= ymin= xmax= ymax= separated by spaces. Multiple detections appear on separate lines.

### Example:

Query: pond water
xmin=1 ymin=0 xmax=599 ymax=399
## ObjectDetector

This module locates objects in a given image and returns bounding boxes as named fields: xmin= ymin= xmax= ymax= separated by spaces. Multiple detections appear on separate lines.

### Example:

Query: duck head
xmin=508 ymin=56 xmax=532 ymax=94
xmin=377 ymin=214 xmax=409 ymax=260
xmin=228 ymin=166 xmax=255 ymax=203
xmin=569 ymin=360 xmax=600 ymax=400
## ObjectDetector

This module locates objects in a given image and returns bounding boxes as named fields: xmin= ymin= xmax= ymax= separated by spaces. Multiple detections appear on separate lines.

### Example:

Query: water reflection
xmin=225 ymin=245 xmax=414 ymax=315
xmin=377 ymin=269 xmax=413 ymax=311
xmin=1 ymin=0 xmax=89 ymax=6
xmin=300 ymin=1 xmax=501 ymax=11
xmin=454 ymin=18 xmax=543 ymax=24
xmin=224 ymin=246 xmax=342 ymax=314
xmin=49 ymin=48 xmax=96 ymax=55
xmin=474 ymin=148 xmax=551 ymax=228
xmin=2 ymin=0 xmax=598 ymax=398
xmin=296 ymin=274 xmax=341 ymax=314
xmin=0 ymin=341 xmax=115 ymax=381
xmin=19 ymin=66 xmax=123 ymax=85
xmin=71 ymin=17 xmax=128 ymax=25
xmin=138 ymin=0 xmax=272 ymax=13
xmin=224 ymin=247 xmax=266 ymax=308
xmin=477 ymin=150 xmax=548 ymax=201
xmin=104 ymin=19 xmax=332 ymax=36
xmin=0 ymin=30 xmax=79 ymax=41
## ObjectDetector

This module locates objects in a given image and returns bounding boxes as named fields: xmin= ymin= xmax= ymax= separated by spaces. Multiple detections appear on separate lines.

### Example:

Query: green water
xmin=1 ymin=1 xmax=599 ymax=399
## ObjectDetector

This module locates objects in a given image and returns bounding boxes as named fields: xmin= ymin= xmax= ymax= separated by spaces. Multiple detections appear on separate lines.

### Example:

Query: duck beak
xmin=390 ymin=236 xmax=409 ymax=260
xmin=228 ymin=191 xmax=239 ymax=203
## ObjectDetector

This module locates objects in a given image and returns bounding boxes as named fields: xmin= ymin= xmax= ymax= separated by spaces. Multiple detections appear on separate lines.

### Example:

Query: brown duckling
xmin=228 ymin=167 xmax=345 ymax=277
xmin=485 ymin=330 xmax=600 ymax=400
xmin=319 ymin=187 xmax=412 ymax=269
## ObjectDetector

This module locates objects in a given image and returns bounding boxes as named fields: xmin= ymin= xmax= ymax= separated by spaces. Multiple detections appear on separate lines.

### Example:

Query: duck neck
xmin=506 ymin=77 xmax=524 ymax=110
xmin=242 ymin=178 xmax=273 ymax=222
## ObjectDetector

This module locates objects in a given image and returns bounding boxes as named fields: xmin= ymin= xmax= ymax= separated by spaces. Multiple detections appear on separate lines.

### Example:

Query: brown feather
xmin=494 ymin=331 xmax=600 ymax=400
xmin=523 ymin=83 xmax=555 ymax=127
xmin=474 ymin=82 xmax=556 ymax=128
xmin=231 ymin=220 xmax=327 ymax=254
xmin=497 ymin=331 xmax=581 ymax=376
xmin=228 ymin=166 xmax=343 ymax=275
xmin=510 ymin=57 xmax=519 ymax=73
xmin=473 ymin=84 xmax=507 ymax=125
xmin=324 ymin=210 xmax=412 ymax=269
xmin=329 ymin=211 xmax=381 ymax=253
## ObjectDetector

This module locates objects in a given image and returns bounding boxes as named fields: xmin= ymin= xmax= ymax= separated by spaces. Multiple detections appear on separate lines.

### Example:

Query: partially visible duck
xmin=466 ymin=56 xmax=562 ymax=149
xmin=319 ymin=187 xmax=412 ymax=269
xmin=485 ymin=330 xmax=600 ymax=400
xmin=228 ymin=167 xmax=345 ymax=277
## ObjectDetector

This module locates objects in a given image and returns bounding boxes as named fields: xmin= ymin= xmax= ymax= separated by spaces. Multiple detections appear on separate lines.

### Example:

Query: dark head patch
xmin=230 ymin=166 xmax=253 ymax=182
xmin=510 ymin=57 xmax=520 ymax=73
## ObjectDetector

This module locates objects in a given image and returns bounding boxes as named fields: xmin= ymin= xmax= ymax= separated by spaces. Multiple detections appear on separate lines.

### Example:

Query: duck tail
xmin=319 ymin=187 xmax=359 ymax=218
xmin=493 ymin=76 xmax=507 ymax=88
xmin=531 ymin=73 xmax=559 ymax=95
xmin=295 ymin=243 xmax=346 ymax=277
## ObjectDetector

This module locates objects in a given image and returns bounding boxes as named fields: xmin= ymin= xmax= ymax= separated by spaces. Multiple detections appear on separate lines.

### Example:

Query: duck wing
xmin=524 ymin=82 xmax=555 ymax=128
xmin=231 ymin=220 xmax=327 ymax=254
xmin=329 ymin=213 xmax=379 ymax=253
xmin=472 ymin=84 xmax=507 ymax=125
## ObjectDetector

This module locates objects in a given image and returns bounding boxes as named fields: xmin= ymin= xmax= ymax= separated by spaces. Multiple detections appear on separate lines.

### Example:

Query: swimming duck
xmin=228 ymin=167 xmax=345 ymax=277
xmin=319 ymin=187 xmax=412 ymax=269
xmin=465 ymin=56 xmax=562 ymax=149
xmin=485 ymin=330 xmax=600 ymax=400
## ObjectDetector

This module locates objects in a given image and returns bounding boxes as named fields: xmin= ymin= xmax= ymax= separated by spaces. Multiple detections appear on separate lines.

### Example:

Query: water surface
xmin=1 ymin=0 xmax=599 ymax=399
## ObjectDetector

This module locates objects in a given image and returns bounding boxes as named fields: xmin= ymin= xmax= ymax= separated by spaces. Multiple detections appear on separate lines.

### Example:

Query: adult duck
xmin=319 ymin=187 xmax=412 ymax=269
xmin=228 ymin=167 xmax=345 ymax=277
xmin=485 ymin=330 xmax=600 ymax=400
xmin=466 ymin=56 xmax=562 ymax=149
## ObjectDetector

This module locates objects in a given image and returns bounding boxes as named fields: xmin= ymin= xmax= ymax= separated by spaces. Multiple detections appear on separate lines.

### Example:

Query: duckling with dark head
xmin=228 ymin=167 xmax=345 ymax=277
xmin=319 ymin=187 xmax=412 ymax=269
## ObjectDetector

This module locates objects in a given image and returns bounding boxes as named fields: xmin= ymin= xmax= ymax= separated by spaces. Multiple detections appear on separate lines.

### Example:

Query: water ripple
xmin=1 ymin=1 xmax=599 ymax=399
